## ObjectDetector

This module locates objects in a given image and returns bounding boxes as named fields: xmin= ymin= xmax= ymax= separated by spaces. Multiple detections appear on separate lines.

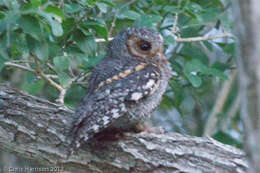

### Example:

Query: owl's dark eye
xmin=139 ymin=41 xmax=152 ymax=51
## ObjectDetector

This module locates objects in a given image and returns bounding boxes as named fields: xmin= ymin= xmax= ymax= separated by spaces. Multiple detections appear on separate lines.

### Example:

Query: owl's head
xmin=107 ymin=27 xmax=164 ymax=61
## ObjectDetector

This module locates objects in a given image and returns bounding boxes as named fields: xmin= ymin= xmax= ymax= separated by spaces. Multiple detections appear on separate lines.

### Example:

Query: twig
xmin=221 ymin=93 xmax=241 ymax=131
xmin=4 ymin=59 xmax=87 ymax=104
xmin=32 ymin=56 xmax=66 ymax=104
xmin=108 ymin=0 xmax=137 ymax=37
xmin=203 ymin=70 xmax=237 ymax=136
xmin=108 ymin=13 xmax=117 ymax=38
xmin=4 ymin=62 xmax=36 ymax=73
xmin=46 ymin=62 xmax=57 ymax=73
xmin=176 ymin=33 xmax=234 ymax=42
xmin=172 ymin=13 xmax=179 ymax=35
xmin=45 ymin=74 xmax=59 ymax=79
xmin=95 ymin=38 xmax=113 ymax=42
xmin=58 ymin=0 xmax=64 ymax=8
xmin=4 ymin=61 xmax=64 ymax=102
xmin=95 ymin=33 xmax=233 ymax=43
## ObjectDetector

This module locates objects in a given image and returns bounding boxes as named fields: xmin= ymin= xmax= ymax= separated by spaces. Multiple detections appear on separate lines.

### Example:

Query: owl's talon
xmin=136 ymin=123 xmax=165 ymax=134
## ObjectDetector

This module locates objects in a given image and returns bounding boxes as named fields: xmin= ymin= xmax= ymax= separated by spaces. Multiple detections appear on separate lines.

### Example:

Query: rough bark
xmin=232 ymin=1 xmax=260 ymax=173
xmin=0 ymin=85 xmax=247 ymax=173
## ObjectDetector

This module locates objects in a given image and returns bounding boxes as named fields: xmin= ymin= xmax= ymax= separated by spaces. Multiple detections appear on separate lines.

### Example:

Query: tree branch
xmin=0 ymin=85 xmax=247 ymax=173
xmin=175 ymin=33 xmax=234 ymax=42
xmin=95 ymin=33 xmax=233 ymax=43
xmin=32 ymin=56 xmax=66 ymax=104
xmin=4 ymin=62 xmax=36 ymax=73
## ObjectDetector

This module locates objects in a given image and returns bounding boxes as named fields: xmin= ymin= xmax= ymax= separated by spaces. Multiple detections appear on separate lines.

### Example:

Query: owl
xmin=68 ymin=27 xmax=171 ymax=155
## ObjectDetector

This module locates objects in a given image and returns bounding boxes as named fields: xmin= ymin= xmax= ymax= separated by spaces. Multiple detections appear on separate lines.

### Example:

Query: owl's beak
xmin=156 ymin=51 xmax=167 ymax=62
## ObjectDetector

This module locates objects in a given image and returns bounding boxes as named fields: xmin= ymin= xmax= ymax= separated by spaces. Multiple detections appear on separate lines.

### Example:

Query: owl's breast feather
xmin=123 ymin=61 xmax=171 ymax=127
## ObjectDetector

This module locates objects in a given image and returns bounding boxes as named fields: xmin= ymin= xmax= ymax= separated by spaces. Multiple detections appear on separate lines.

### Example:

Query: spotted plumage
xmin=68 ymin=27 xmax=171 ymax=156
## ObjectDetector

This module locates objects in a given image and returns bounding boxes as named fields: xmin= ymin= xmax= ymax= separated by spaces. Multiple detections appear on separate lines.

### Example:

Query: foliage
xmin=0 ymin=0 xmax=240 ymax=146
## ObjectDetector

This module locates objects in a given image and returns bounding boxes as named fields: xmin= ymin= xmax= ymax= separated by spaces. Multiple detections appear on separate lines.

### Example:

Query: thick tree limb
xmin=0 ymin=85 xmax=247 ymax=173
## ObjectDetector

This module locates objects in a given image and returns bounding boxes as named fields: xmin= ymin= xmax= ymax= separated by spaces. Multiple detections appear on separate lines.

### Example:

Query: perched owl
xmin=68 ymin=27 xmax=171 ymax=155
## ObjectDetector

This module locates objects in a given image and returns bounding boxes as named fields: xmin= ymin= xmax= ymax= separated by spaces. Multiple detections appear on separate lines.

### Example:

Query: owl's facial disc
xmin=124 ymin=27 xmax=164 ymax=60
xmin=107 ymin=27 xmax=164 ymax=60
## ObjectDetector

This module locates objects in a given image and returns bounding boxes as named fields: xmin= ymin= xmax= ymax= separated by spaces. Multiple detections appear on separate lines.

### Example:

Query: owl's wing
xmin=68 ymin=63 xmax=161 ymax=155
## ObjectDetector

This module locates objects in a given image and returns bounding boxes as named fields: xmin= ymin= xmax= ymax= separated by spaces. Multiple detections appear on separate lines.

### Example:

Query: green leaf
xmin=100 ymin=0 xmax=114 ymax=8
xmin=26 ymin=72 xmax=37 ymax=83
xmin=0 ymin=58 xmax=5 ymax=72
xmin=30 ymin=0 xmax=41 ymax=8
xmin=62 ymin=18 xmax=75 ymax=34
xmin=184 ymin=59 xmax=205 ymax=87
xmin=0 ymin=12 xmax=6 ymax=32
xmin=96 ymin=3 xmax=107 ymax=13
xmin=53 ymin=56 xmax=71 ymax=87
xmin=119 ymin=10 xmax=140 ymax=20
xmin=163 ymin=5 xmax=180 ymax=13
xmin=134 ymin=14 xmax=162 ymax=29
xmin=37 ymin=11 xmax=63 ymax=36
xmin=213 ymin=131 xmax=242 ymax=148
xmin=200 ymin=8 xmax=222 ymax=22
xmin=211 ymin=62 xmax=230 ymax=71
xmin=64 ymin=3 xmax=82 ymax=14
xmin=218 ymin=43 xmax=235 ymax=56
xmin=84 ymin=20 xmax=108 ymax=40
xmin=50 ymin=18 xmax=63 ymax=36
xmin=169 ymin=58 xmax=183 ymax=74
xmin=180 ymin=0 xmax=189 ymax=9
xmin=76 ymin=35 xmax=97 ymax=55
xmin=4 ymin=0 xmax=19 ymax=10
xmin=95 ymin=25 xmax=108 ymax=40
xmin=0 ymin=48 xmax=8 ymax=71
xmin=45 ymin=6 xmax=65 ymax=19
xmin=150 ymin=14 xmax=163 ymax=23
xmin=84 ymin=54 xmax=104 ymax=70
xmin=184 ymin=59 xmax=205 ymax=73
xmin=35 ymin=42 xmax=49 ymax=61
xmin=19 ymin=15 xmax=41 ymax=40
xmin=1 ymin=11 xmax=20 ymax=29
xmin=164 ymin=35 xmax=176 ymax=45
xmin=184 ymin=59 xmax=228 ymax=87
xmin=134 ymin=15 xmax=151 ymax=28
xmin=186 ymin=2 xmax=203 ymax=14
xmin=53 ymin=56 xmax=70 ymax=71
xmin=180 ymin=44 xmax=209 ymax=62
xmin=25 ymin=34 xmax=37 ymax=52
xmin=84 ymin=0 xmax=96 ymax=6
xmin=21 ymin=74 xmax=45 ymax=95
xmin=169 ymin=80 xmax=184 ymax=108
xmin=78 ymin=26 xmax=92 ymax=36
xmin=187 ymin=74 xmax=202 ymax=87
xmin=207 ymin=68 xmax=228 ymax=80
xmin=153 ymin=0 xmax=168 ymax=5
xmin=57 ymin=71 xmax=71 ymax=87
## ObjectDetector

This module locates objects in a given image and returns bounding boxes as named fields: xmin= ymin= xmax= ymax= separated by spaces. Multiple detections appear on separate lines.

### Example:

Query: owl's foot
xmin=135 ymin=122 xmax=165 ymax=134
